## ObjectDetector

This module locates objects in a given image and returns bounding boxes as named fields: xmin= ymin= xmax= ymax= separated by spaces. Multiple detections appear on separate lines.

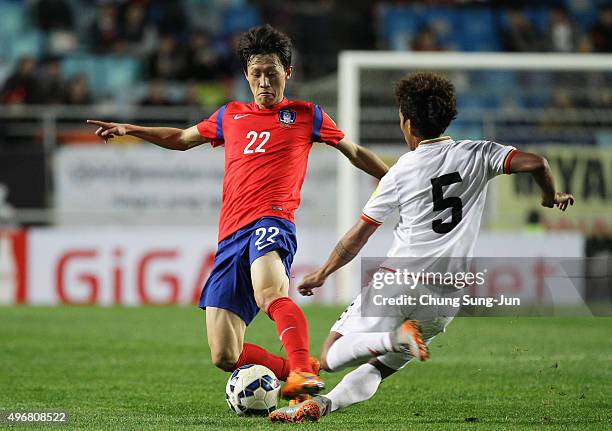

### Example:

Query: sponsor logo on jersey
xmin=278 ymin=109 xmax=296 ymax=126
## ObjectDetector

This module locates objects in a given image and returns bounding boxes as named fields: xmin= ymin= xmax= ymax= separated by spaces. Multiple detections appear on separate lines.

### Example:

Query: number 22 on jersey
xmin=244 ymin=130 xmax=270 ymax=154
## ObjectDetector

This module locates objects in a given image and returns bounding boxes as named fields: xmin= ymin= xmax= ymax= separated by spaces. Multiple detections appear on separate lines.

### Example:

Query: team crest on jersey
xmin=278 ymin=109 xmax=296 ymax=126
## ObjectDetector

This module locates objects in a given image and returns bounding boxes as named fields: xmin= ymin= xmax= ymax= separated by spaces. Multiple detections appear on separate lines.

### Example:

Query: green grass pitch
xmin=1 ymin=306 xmax=610 ymax=430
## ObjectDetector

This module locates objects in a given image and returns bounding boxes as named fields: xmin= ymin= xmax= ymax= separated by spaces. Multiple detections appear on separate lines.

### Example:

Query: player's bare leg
xmin=206 ymin=307 xmax=246 ymax=370
xmin=206 ymin=306 xmax=294 ymax=380
xmin=251 ymin=251 xmax=324 ymax=398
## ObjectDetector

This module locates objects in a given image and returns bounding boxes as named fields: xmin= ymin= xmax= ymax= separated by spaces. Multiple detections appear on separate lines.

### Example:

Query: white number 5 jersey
xmin=360 ymin=137 xmax=516 ymax=258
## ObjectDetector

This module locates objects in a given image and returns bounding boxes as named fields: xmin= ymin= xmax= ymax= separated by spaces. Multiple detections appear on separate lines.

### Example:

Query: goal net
xmin=333 ymin=52 xmax=612 ymax=302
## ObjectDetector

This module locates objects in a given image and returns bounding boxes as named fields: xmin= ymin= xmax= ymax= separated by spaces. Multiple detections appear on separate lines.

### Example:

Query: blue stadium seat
xmin=499 ymin=7 xmax=549 ymax=32
xmin=562 ymin=0 xmax=598 ymax=29
xmin=220 ymin=6 xmax=260 ymax=36
xmin=480 ymin=71 xmax=516 ymax=94
xmin=457 ymin=9 xmax=500 ymax=52
xmin=102 ymin=57 xmax=140 ymax=94
xmin=61 ymin=55 xmax=96 ymax=84
xmin=378 ymin=5 xmax=418 ymax=50
xmin=381 ymin=5 xmax=502 ymax=52
xmin=0 ymin=2 xmax=25 ymax=36
xmin=417 ymin=7 xmax=455 ymax=45
xmin=0 ymin=30 xmax=44 ymax=63
xmin=457 ymin=95 xmax=500 ymax=110
xmin=61 ymin=55 xmax=139 ymax=96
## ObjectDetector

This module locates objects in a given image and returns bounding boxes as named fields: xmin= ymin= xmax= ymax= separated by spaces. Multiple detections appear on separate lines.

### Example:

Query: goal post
xmin=335 ymin=51 xmax=612 ymax=302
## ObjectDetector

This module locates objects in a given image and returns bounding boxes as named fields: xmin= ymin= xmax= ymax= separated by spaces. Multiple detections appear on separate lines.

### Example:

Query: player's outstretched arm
xmin=297 ymin=219 xmax=378 ymax=296
xmin=335 ymin=139 xmax=389 ymax=180
xmin=87 ymin=120 xmax=207 ymax=151
xmin=509 ymin=150 xmax=575 ymax=211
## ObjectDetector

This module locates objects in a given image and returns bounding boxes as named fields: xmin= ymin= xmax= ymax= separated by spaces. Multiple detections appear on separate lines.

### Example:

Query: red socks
xmin=231 ymin=343 xmax=291 ymax=381
xmin=228 ymin=297 xmax=313 ymax=379
xmin=266 ymin=297 xmax=313 ymax=374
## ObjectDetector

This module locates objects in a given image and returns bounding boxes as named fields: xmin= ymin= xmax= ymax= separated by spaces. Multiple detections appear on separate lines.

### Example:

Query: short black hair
xmin=395 ymin=72 xmax=457 ymax=139
xmin=237 ymin=24 xmax=293 ymax=72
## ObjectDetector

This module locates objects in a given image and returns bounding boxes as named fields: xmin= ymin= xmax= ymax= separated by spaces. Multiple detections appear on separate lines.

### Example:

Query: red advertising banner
xmin=0 ymin=230 xmax=27 ymax=304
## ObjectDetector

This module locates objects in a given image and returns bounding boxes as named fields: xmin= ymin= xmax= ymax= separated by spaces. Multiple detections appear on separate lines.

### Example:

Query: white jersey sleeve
xmin=361 ymin=168 xmax=400 ymax=226
xmin=485 ymin=141 xmax=517 ymax=179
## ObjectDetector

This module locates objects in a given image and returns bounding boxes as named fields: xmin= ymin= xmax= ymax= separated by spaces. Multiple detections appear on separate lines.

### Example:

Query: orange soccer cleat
xmin=309 ymin=356 xmax=321 ymax=376
xmin=281 ymin=370 xmax=325 ymax=400
xmin=269 ymin=396 xmax=331 ymax=423
xmin=287 ymin=357 xmax=321 ymax=405
xmin=288 ymin=394 xmax=310 ymax=406
xmin=393 ymin=320 xmax=429 ymax=361
xmin=289 ymin=356 xmax=321 ymax=406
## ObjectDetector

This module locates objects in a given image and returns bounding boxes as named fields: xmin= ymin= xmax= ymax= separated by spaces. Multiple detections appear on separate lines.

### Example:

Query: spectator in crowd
xmin=34 ymin=0 xmax=73 ymax=32
xmin=185 ymin=32 xmax=227 ymax=81
xmin=410 ymin=24 xmax=444 ymax=51
xmin=63 ymin=74 xmax=92 ymax=105
xmin=590 ymin=5 xmax=612 ymax=53
xmin=184 ymin=80 xmax=202 ymax=108
xmin=545 ymin=6 xmax=580 ymax=52
xmin=120 ymin=2 xmax=155 ymax=56
xmin=148 ymin=35 xmax=186 ymax=79
xmin=0 ymin=58 xmax=42 ymax=105
xmin=90 ymin=4 xmax=122 ymax=54
xmin=151 ymin=0 xmax=187 ymax=38
xmin=502 ymin=9 xmax=544 ymax=52
xmin=0 ymin=184 xmax=16 ymax=227
xmin=40 ymin=57 xmax=64 ymax=104
xmin=140 ymin=79 xmax=175 ymax=106
xmin=551 ymin=88 xmax=575 ymax=110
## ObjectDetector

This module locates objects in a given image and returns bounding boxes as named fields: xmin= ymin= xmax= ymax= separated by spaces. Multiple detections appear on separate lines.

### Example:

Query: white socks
xmin=325 ymin=363 xmax=382 ymax=412
xmin=325 ymin=332 xmax=394 ymax=371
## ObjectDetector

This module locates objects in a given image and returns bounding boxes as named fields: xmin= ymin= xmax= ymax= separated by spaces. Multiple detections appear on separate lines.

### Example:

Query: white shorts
xmin=330 ymin=293 xmax=456 ymax=370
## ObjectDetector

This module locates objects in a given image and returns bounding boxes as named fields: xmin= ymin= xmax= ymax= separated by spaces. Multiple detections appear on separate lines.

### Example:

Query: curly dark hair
xmin=237 ymin=24 xmax=293 ymax=72
xmin=395 ymin=73 xmax=458 ymax=139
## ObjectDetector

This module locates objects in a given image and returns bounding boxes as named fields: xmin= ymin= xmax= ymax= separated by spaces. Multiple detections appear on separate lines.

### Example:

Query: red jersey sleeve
xmin=312 ymin=105 xmax=344 ymax=146
xmin=196 ymin=104 xmax=227 ymax=147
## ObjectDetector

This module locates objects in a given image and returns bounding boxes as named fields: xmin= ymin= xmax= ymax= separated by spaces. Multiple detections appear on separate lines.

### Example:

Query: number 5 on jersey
xmin=431 ymin=172 xmax=463 ymax=234
xmin=244 ymin=131 xmax=270 ymax=154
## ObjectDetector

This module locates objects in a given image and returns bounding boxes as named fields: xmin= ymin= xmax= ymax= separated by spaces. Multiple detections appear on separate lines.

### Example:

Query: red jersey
xmin=197 ymin=98 xmax=345 ymax=241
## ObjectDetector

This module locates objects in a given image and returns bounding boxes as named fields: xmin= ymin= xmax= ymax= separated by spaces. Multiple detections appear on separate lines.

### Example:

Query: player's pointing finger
xmin=87 ymin=120 xmax=111 ymax=128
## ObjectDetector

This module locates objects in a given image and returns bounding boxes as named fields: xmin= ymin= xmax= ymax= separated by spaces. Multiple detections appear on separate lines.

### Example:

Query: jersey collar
xmin=418 ymin=136 xmax=452 ymax=145
xmin=252 ymin=97 xmax=290 ymax=111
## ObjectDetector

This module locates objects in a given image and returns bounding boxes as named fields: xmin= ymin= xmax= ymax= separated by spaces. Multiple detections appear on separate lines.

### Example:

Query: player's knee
xmin=210 ymin=350 xmax=239 ymax=371
xmin=254 ymin=288 xmax=284 ymax=312
xmin=319 ymin=332 xmax=341 ymax=372
xmin=319 ymin=353 xmax=332 ymax=372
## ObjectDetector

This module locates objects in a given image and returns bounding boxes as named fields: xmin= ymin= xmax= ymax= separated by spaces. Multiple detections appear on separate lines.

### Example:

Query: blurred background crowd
xmin=0 ymin=0 xmax=610 ymax=236
xmin=0 ymin=0 xmax=610 ymax=108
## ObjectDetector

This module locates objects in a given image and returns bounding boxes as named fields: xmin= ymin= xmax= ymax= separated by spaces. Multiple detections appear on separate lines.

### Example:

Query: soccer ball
xmin=225 ymin=364 xmax=280 ymax=416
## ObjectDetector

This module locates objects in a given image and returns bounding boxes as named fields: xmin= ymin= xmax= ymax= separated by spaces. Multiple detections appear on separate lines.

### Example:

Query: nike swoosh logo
xmin=256 ymin=242 xmax=274 ymax=251
xmin=279 ymin=326 xmax=295 ymax=341
xmin=234 ymin=114 xmax=251 ymax=119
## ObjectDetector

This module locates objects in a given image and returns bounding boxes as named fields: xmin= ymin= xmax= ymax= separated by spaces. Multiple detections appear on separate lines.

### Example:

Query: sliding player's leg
xmin=251 ymin=249 xmax=324 ymax=398
xmin=321 ymin=358 xmax=397 ymax=414
xmin=269 ymin=308 xmax=450 ymax=422
xmin=317 ymin=316 xmax=456 ymax=417
xmin=321 ymin=295 xmax=428 ymax=372
xmin=270 ymin=335 xmax=434 ymax=422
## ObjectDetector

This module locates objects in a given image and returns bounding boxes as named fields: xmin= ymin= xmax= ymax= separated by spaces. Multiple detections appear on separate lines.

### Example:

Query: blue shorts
xmin=199 ymin=217 xmax=297 ymax=325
